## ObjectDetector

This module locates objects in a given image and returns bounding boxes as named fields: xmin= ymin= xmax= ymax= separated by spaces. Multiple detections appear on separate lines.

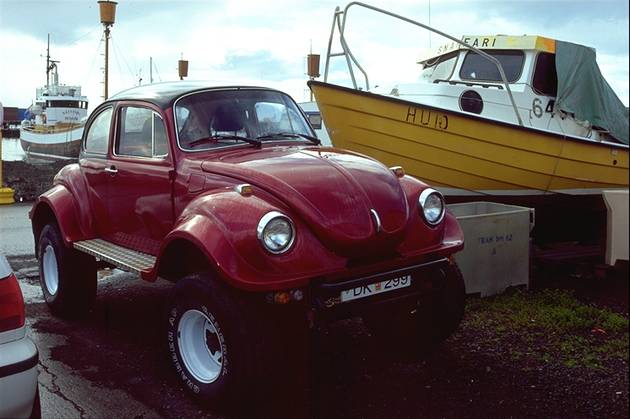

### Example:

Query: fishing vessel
xmin=20 ymin=36 xmax=88 ymax=158
xmin=309 ymin=3 xmax=629 ymax=243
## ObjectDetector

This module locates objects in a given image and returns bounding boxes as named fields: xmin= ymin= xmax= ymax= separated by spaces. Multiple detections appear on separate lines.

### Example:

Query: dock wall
xmin=2 ymin=161 xmax=69 ymax=201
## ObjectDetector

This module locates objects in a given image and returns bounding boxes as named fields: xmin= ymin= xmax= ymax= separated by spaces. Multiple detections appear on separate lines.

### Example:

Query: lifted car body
xmin=30 ymin=82 xmax=465 ymax=409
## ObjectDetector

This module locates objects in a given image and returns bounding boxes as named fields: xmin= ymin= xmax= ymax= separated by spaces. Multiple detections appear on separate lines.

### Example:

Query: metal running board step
xmin=74 ymin=239 xmax=156 ymax=275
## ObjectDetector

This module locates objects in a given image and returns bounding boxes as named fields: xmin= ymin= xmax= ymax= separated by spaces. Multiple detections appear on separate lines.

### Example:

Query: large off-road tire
xmin=167 ymin=275 xmax=268 ymax=410
xmin=363 ymin=262 xmax=466 ymax=355
xmin=167 ymin=273 xmax=312 ymax=417
xmin=38 ymin=223 xmax=97 ymax=317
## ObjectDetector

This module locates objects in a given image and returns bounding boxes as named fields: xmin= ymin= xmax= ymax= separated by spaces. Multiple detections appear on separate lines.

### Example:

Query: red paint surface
xmin=31 ymin=88 xmax=464 ymax=291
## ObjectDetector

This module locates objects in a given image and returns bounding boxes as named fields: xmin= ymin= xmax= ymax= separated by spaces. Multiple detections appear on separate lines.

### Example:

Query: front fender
xmin=155 ymin=189 xmax=344 ymax=291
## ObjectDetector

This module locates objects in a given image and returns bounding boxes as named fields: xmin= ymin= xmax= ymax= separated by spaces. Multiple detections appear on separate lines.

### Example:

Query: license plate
xmin=340 ymin=274 xmax=412 ymax=302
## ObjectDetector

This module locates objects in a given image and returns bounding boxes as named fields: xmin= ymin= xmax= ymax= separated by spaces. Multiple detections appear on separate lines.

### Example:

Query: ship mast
xmin=45 ymin=34 xmax=59 ymax=90
xmin=98 ymin=1 xmax=117 ymax=99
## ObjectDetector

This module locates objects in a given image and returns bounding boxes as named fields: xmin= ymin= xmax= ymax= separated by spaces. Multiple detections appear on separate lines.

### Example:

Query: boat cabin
xmin=383 ymin=35 xmax=624 ymax=143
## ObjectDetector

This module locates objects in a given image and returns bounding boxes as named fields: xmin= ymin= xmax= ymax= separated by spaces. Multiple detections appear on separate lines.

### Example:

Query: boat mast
xmin=46 ymin=34 xmax=50 ymax=89
xmin=98 ymin=1 xmax=117 ymax=99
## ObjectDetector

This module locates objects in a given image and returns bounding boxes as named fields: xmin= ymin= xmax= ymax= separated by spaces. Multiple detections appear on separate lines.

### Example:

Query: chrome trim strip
xmin=370 ymin=209 xmax=382 ymax=233
xmin=317 ymin=258 xmax=450 ymax=292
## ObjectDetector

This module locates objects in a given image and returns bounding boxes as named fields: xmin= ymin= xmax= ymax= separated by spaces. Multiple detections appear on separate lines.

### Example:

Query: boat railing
xmin=323 ymin=1 xmax=524 ymax=126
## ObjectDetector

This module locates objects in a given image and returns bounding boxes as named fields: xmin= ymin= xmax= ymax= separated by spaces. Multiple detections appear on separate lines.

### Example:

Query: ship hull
xmin=19 ymin=124 xmax=83 ymax=158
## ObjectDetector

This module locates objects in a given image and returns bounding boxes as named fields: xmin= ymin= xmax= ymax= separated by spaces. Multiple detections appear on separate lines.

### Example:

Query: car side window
xmin=116 ymin=106 xmax=168 ymax=158
xmin=84 ymin=107 xmax=112 ymax=154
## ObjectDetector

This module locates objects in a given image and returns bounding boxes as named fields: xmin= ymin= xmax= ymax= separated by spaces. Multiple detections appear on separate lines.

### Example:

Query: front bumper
xmin=310 ymin=257 xmax=452 ymax=321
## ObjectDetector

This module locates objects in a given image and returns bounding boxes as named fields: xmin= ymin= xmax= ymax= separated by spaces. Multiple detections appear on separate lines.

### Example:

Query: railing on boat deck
xmin=323 ymin=1 xmax=524 ymax=127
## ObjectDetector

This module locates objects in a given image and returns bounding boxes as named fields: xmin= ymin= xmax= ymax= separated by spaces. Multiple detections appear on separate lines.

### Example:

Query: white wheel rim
xmin=178 ymin=309 xmax=223 ymax=383
xmin=43 ymin=245 xmax=59 ymax=295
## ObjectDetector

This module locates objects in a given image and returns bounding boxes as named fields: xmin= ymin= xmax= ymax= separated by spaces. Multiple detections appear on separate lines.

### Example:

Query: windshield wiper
xmin=188 ymin=134 xmax=261 ymax=148
xmin=256 ymin=132 xmax=321 ymax=145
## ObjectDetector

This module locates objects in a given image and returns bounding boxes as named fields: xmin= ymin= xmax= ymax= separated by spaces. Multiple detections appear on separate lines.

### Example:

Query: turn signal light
xmin=266 ymin=289 xmax=304 ymax=304
xmin=390 ymin=166 xmax=405 ymax=178
xmin=235 ymin=184 xmax=253 ymax=196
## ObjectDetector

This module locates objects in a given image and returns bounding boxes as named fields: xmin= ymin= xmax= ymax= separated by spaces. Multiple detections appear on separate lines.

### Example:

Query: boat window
xmin=532 ymin=52 xmax=558 ymax=97
xmin=420 ymin=52 xmax=458 ymax=82
xmin=305 ymin=112 xmax=322 ymax=129
xmin=84 ymin=107 xmax=112 ymax=154
xmin=48 ymin=100 xmax=81 ymax=108
xmin=175 ymin=89 xmax=315 ymax=151
xmin=116 ymin=106 xmax=168 ymax=158
xmin=459 ymin=50 xmax=524 ymax=83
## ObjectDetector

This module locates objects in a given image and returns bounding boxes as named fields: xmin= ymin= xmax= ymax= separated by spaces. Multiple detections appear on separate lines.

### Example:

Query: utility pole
xmin=150 ymin=57 xmax=153 ymax=84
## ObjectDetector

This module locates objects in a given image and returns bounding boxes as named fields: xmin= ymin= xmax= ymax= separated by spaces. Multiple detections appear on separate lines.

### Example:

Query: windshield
xmin=459 ymin=50 xmax=524 ymax=83
xmin=175 ymin=89 xmax=315 ymax=151
xmin=419 ymin=52 xmax=458 ymax=82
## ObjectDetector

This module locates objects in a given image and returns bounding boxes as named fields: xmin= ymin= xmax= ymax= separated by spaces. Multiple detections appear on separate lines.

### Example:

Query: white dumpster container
xmin=602 ymin=190 xmax=629 ymax=266
xmin=447 ymin=202 xmax=534 ymax=297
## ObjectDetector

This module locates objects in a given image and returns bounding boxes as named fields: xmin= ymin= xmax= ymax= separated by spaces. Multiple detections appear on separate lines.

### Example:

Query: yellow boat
xmin=309 ymin=4 xmax=629 ymax=202
xmin=309 ymin=80 xmax=628 ymax=197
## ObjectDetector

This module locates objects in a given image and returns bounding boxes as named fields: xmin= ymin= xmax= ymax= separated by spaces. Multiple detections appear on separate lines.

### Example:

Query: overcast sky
xmin=0 ymin=0 xmax=628 ymax=111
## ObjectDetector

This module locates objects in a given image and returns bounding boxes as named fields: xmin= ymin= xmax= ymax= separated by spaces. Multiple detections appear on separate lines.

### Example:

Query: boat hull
xmin=19 ymin=124 xmax=83 ymax=158
xmin=308 ymin=81 xmax=629 ymax=198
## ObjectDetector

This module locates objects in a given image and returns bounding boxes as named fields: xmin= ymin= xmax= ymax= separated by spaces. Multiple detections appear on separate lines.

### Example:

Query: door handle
xmin=104 ymin=166 xmax=118 ymax=175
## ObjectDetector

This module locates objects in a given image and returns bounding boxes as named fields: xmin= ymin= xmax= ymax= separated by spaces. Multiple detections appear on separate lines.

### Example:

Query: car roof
xmin=108 ymin=81 xmax=280 ymax=109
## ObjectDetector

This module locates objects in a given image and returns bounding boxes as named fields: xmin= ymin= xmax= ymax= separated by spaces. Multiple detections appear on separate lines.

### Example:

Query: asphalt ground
xmin=0 ymin=202 xmax=34 ymax=256
xmin=3 ymin=203 xmax=628 ymax=419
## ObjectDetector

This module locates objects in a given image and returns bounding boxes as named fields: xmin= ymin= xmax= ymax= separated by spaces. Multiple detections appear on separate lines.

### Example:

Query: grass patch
xmin=464 ymin=288 xmax=629 ymax=370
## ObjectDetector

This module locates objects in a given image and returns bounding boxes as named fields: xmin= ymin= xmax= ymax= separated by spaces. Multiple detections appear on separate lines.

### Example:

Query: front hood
xmin=200 ymin=146 xmax=410 ymax=254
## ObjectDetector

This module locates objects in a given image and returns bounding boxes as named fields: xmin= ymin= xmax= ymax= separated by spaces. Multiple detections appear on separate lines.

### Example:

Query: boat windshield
xmin=175 ymin=89 xmax=315 ymax=151
xmin=459 ymin=50 xmax=524 ymax=83
xmin=419 ymin=52 xmax=458 ymax=82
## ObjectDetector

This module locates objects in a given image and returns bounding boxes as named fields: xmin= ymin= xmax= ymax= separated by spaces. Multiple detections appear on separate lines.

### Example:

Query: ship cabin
xmin=32 ymin=83 xmax=89 ymax=127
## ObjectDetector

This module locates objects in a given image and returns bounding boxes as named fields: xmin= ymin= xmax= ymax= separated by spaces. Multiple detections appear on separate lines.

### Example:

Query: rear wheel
xmin=363 ymin=262 xmax=465 ymax=354
xmin=38 ymin=223 xmax=97 ymax=317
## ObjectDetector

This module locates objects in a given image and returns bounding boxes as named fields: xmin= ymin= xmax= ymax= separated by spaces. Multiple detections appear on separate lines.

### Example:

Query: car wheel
xmin=363 ymin=262 xmax=466 ymax=354
xmin=166 ymin=274 xmax=265 ymax=410
xmin=38 ymin=223 xmax=97 ymax=317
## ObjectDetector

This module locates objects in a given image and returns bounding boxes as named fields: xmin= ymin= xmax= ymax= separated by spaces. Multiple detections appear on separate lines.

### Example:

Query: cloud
xmin=0 ymin=0 xmax=627 ymax=109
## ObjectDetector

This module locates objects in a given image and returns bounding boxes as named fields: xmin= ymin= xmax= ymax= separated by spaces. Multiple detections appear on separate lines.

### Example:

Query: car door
xmin=80 ymin=106 xmax=114 ymax=238
xmin=106 ymin=103 xmax=174 ymax=255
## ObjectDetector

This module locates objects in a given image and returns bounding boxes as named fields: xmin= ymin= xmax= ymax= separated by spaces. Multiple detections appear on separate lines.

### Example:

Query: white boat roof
xmin=418 ymin=35 xmax=557 ymax=63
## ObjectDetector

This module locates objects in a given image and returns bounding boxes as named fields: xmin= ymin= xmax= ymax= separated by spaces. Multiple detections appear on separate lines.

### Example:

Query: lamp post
xmin=98 ymin=0 xmax=117 ymax=99
xmin=307 ymin=53 xmax=320 ymax=101
xmin=178 ymin=55 xmax=189 ymax=81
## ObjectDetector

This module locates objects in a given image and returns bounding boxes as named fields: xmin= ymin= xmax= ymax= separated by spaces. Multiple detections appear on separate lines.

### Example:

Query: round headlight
xmin=257 ymin=211 xmax=295 ymax=254
xmin=418 ymin=188 xmax=445 ymax=225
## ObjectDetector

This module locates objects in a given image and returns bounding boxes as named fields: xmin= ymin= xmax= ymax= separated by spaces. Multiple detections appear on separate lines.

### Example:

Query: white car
xmin=0 ymin=254 xmax=40 ymax=418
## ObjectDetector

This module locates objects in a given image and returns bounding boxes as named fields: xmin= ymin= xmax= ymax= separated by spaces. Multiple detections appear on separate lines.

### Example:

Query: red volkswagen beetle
xmin=30 ymin=82 xmax=465 ymax=408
